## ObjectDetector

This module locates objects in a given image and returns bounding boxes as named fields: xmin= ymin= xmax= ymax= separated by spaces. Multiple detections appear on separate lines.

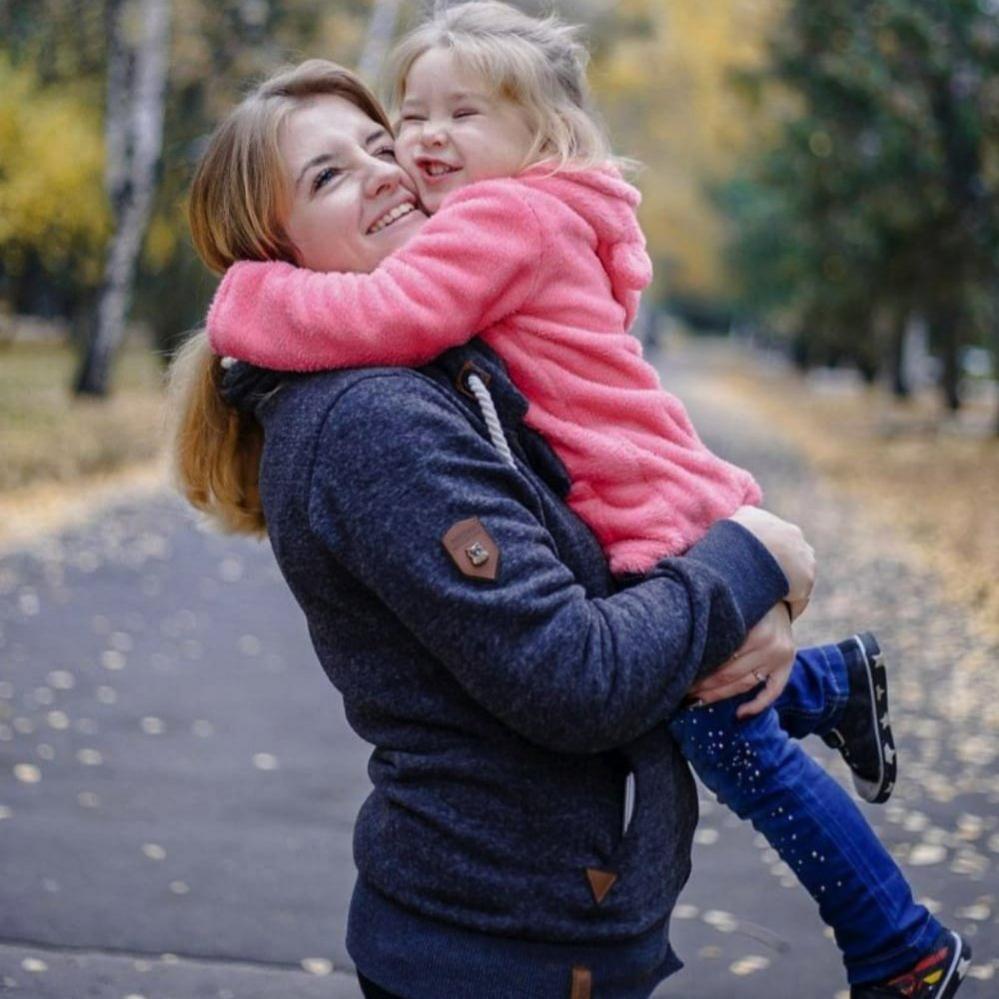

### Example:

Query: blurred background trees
xmin=720 ymin=0 xmax=999 ymax=416
xmin=0 ymin=0 xmax=996 ymax=419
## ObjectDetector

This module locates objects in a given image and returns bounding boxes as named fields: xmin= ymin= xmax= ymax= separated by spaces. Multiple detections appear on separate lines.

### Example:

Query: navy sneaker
xmin=850 ymin=929 xmax=972 ymax=998
xmin=822 ymin=632 xmax=896 ymax=804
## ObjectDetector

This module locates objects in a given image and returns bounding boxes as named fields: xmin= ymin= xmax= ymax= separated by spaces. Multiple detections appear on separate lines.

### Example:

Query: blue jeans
xmin=670 ymin=643 xmax=941 ymax=985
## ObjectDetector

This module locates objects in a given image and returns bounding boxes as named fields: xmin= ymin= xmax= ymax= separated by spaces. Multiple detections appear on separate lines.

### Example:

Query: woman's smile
xmin=366 ymin=199 xmax=420 ymax=235
xmin=281 ymin=95 xmax=427 ymax=273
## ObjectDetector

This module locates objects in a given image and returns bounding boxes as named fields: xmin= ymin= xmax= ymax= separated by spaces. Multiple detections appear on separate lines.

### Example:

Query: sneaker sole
xmin=849 ymin=632 xmax=896 ymax=804
xmin=850 ymin=931 xmax=972 ymax=997
xmin=937 ymin=930 xmax=972 ymax=998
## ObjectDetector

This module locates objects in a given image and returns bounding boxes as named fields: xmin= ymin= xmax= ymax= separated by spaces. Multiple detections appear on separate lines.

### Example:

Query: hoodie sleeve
xmin=306 ymin=372 xmax=789 ymax=755
xmin=207 ymin=181 xmax=545 ymax=372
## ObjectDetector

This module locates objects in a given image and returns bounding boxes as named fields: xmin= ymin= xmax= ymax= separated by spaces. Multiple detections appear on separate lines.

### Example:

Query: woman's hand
xmin=688 ymin=602 xmax=795 ymax=718
xmin=729 ymin=506 xmax=815 ymax=617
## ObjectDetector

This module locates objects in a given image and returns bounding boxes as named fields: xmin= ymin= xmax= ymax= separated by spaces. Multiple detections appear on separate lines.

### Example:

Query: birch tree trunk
xmin=358 ymin=0 xmax=401 ymax=83
xmin=74 ymin=0 xmax=171 ymax=397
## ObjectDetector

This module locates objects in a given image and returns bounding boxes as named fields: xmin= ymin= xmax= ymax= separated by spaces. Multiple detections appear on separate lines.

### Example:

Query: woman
xmin=170 ymin=60 xmax=806 ymax=999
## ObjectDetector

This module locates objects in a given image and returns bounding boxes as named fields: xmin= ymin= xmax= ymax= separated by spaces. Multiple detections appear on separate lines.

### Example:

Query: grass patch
xmin=0 ymin=341 xmax=166 ymax=492
xmin=717 ymin=350 xmax=999 ymax=639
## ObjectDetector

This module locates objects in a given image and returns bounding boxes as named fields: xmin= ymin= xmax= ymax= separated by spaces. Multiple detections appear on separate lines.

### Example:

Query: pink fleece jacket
xmin=207 ymin=168 xmax=761 ymax=573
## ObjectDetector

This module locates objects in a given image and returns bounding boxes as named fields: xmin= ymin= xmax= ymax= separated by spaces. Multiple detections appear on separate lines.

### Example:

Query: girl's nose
xmin=421 ymin=119 xmax=449 ymax=148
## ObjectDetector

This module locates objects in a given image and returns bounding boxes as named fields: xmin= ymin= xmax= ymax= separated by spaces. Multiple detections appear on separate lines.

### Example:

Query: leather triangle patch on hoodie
xmin=585 ymin=867 xmax=617 ymax=904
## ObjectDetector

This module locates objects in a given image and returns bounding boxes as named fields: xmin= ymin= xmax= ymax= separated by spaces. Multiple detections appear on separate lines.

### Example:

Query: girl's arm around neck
xmin=207 ymin=181 xmax=545 ymax=372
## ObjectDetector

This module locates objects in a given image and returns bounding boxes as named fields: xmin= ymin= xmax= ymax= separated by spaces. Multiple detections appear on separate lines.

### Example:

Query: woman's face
xmin=280 ymin=95 xmax=427 ymax=273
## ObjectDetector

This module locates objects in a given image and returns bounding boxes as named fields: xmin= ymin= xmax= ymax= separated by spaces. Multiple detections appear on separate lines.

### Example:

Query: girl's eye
xmin=312 ymin=166 xmax=341 ymax=193
xmin=400 ymin=114 xmax=426 ymax=124
xmin=375 ymin=146 xmax=397 ymax=160
xmin=454 ymin=109 xmax=478 ymax=119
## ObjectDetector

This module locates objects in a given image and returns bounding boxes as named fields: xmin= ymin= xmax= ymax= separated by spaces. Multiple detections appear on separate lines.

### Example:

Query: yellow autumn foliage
xmin=592 ymin=0 xmax=784 ymax=298
xmin=0 ymin=56 xmax=109 ymax=282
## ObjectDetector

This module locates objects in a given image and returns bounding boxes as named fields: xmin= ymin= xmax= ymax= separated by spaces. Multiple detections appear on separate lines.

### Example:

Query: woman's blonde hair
xmin=389 ymin=1 xmax=618 ymax=172
xmin=170 ymin=60 xmax=392 ymax=535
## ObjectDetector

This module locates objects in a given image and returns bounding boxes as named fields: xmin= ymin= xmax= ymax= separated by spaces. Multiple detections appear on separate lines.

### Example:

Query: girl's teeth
xmin=427 ymin=163 xmax=455 ymax=177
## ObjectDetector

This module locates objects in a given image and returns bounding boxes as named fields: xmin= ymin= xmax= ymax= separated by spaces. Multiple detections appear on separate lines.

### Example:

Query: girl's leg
xmin=670 ymin=694 xmax=940 ymax=986
xmin=775 ymin=635 xmax=897 ymax=804
xmin=771 ymin=642 xmax=849 ymax=740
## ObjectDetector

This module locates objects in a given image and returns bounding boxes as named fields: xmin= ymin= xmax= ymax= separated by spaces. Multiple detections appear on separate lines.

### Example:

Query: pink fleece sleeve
xmin=206 ymin=181 xmax=545 ymax=371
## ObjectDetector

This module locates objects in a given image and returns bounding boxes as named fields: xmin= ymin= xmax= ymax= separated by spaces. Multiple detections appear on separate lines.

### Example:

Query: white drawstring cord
xmin=466 ymin=373 xmax=516 ymax=468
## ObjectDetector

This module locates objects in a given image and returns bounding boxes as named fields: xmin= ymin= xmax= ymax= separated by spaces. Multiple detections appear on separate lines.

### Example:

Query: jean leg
xmin=772 ymin=643 xmax=849 ymax=740
xmin=670 ymin=695 xmax=940 ymax=984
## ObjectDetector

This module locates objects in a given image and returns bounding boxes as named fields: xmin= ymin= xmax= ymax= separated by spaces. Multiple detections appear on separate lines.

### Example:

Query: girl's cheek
xmin=395 ymin=136 xmax=419 ymax=171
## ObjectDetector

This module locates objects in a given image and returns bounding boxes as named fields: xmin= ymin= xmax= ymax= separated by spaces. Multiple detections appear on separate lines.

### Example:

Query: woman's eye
xmin=312 ymin=167 xmax=341 ymax=192
xmin=375 ymin=146 xmax=397 ymax=160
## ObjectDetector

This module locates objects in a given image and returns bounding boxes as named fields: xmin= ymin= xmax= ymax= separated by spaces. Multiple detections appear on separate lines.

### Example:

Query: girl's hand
xmin=688 ymin=602 xmax=795 ymax=718
xmin=729 ymin=506 xmax=816 ymax=615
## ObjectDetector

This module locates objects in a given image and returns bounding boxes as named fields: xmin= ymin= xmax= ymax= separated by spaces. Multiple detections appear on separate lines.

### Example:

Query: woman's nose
xmin=365 ymin=158 xmax=405 ymax=198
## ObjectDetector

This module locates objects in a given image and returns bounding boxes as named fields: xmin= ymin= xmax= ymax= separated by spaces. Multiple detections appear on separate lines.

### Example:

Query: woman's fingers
xmin=735 ymin=659 xmax=793 ymax=718
xmin=690 ymin=648 xmax=768 ymax=695
xmin=692 ymin=674 xmax=761 ymax=706
xmin=687 ymin=601 xmax=795 ymax=707
xmin=690 ymin=657 xmax=770 ymax=704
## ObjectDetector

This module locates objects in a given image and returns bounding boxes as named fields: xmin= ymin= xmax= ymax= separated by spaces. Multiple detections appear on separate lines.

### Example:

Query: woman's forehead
xmin=280 ymin=96 xmax=387 ymax=165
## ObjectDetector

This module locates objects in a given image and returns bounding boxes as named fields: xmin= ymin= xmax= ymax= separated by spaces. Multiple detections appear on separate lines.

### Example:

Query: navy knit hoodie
xmin=224 ymin=341 xmax=788 ymax=998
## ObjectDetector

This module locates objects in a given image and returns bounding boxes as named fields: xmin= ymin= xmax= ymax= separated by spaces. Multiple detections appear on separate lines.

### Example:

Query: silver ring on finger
xmin=753 ymin=669 xmax=767 ymax=684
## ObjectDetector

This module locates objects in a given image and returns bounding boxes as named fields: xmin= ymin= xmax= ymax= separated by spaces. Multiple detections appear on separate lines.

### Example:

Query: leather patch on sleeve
xmin=570 ymin=965 xmax=592 ymax=999
xmin=442 ymin=517 xmax=499 ymax=581
xmin=585 ymin=867 xmax=618 ymax=905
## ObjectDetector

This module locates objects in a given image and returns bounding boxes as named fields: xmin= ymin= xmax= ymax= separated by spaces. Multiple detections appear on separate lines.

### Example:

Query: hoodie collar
xmin=220 ymin=361 xmax=286 ymax=415
xmin=221 ymin=340 xmax=529 ymax=429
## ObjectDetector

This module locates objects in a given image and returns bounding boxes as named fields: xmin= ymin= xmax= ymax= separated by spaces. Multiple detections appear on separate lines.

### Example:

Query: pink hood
xmin=518 ymin=167 xmax=653 ymax=325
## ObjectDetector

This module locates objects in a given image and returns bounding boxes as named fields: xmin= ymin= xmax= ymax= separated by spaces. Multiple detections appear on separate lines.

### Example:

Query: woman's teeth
xmin=368 ymin=202 xmax=416 ymax=235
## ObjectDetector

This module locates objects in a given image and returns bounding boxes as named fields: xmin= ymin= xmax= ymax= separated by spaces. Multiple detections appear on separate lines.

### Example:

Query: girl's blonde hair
xmin=389 ymin=1 xmax=617 ymax=172
xmin=170 ymin=60 xmax=393 ymax=535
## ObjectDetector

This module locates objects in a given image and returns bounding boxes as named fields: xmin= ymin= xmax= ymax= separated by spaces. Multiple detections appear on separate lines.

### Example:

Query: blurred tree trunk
xmin=358 ymin=0 xmax=401 ymax=83
xmin=931 ymin=305 xmax=962 ymax=413
xmin=74 ymin=0 xmax=171 ymax=398
xmin=889 ymin=310 xmax=910 ymax=400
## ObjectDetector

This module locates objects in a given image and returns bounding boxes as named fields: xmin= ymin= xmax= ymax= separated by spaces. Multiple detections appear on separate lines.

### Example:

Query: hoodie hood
xmin=519 ymin=167 xmax=652 ymax=325
xmin=221 ymin=361 xmax=287 ymax=418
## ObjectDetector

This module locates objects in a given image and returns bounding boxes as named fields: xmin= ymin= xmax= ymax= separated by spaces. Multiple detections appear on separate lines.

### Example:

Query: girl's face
xmin=396 ymin=47 xmax=537 ymax=214
xmin=279 ymin=95 xmax=427 ymax=273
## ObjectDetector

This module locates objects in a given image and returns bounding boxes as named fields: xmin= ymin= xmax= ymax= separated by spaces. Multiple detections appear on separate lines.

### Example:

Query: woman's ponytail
xmin=167 ymin=332 xmax=266 ymax=535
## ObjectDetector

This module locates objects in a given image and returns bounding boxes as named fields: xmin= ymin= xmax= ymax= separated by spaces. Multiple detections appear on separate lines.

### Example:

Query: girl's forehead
xmin=403 ymin=47 xmax=498 ymax=100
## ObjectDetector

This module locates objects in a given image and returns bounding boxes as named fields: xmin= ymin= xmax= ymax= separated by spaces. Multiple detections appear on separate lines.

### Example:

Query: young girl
xmin=207 ymin=4 xmax=968 ymax=996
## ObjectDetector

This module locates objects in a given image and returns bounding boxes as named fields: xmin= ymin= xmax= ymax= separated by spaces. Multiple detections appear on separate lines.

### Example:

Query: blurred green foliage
xmin=720 ymin=0 xmax=999 ymax=405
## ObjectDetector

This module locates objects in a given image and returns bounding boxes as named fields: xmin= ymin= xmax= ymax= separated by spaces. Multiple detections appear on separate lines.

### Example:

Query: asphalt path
xmin=1 ymin=340 xmax=995 ymax=998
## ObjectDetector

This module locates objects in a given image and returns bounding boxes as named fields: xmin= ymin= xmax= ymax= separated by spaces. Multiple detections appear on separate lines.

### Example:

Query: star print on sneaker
xmin=850 ymin=929 xmax=972 ymax=998
xmin=822 ymin=632 xmax=897 ymax=804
